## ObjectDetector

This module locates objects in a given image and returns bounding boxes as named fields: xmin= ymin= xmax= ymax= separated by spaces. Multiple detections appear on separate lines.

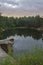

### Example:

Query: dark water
xmin=0 ymin=29 xmax=43 ymax=56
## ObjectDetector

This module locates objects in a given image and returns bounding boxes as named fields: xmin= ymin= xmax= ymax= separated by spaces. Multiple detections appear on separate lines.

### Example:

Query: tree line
xmin=0 ymin=15 xmax=43 ymax=30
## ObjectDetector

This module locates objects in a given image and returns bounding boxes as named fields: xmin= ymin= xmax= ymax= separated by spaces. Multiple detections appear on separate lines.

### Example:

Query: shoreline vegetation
xmin=0 ymin=27 xmax=43 ymax=32
xmin=0 ymin=15 xmax=43 ymax=32
xmin=0 ymin=27 xmax=43 ymax=33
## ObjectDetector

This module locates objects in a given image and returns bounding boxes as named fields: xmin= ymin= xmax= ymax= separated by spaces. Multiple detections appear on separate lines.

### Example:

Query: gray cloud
xmin=0 ymin=0 xmax=43 ymax=16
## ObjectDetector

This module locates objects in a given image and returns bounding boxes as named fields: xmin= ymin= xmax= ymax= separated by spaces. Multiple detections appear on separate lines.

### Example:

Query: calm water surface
xmin=13 ymin=34 xmax=43 ymax=56
xmin=0 ymin=29 xmax=43 ymax=56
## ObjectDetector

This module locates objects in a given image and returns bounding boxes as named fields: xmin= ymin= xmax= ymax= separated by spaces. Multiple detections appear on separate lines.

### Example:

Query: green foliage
xmin=0 ymin=48 xmax=43 ymax=65
xmin=0 ymin=15 xmax=43 ymax=31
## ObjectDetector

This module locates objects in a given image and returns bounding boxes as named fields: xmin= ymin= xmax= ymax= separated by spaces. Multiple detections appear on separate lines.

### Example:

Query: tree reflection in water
xmin=0 ymin=29 xmax=43 ymax=40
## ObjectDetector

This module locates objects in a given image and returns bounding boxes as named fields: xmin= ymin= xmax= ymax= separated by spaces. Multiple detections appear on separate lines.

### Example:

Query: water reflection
xmin=13 ymin=35 xmax=43 ymax=56
xmin=0 ymin=29 xmax=43 ymax=57
xmin=0 ymin=29 xmax=43 ymax=40
xmin=42 ymin=34 xmax=43 ymax=41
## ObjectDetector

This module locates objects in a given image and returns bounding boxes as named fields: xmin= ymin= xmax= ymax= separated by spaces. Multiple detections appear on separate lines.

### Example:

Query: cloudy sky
xmin=0 ymin=0 xmax=43 ymax=17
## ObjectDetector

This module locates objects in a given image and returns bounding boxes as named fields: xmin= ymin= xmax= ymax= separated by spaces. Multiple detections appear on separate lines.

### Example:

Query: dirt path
xmin=0 ymin=47 xmax=7 ymax=58
xmin=0 ymin=47 xmax=15 ymax=64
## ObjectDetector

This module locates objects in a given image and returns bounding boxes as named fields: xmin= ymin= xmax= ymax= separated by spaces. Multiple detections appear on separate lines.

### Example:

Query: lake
xmin=0 ymin=29 xmax=43 ymax=57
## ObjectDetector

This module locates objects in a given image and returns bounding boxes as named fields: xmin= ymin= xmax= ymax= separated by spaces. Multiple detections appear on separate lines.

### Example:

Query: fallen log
xmin=0 ymin=36 xmax=14 ymax=44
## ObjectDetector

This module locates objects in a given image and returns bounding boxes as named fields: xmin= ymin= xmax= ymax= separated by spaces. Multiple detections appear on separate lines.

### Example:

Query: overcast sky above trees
xmin=0 ymin=0 xmax=43 ymax=17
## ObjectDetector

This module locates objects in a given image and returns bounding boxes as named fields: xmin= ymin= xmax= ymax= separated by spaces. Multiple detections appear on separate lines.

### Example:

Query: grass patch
xmin=0 ymin=48 xmax=43 ymax=65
